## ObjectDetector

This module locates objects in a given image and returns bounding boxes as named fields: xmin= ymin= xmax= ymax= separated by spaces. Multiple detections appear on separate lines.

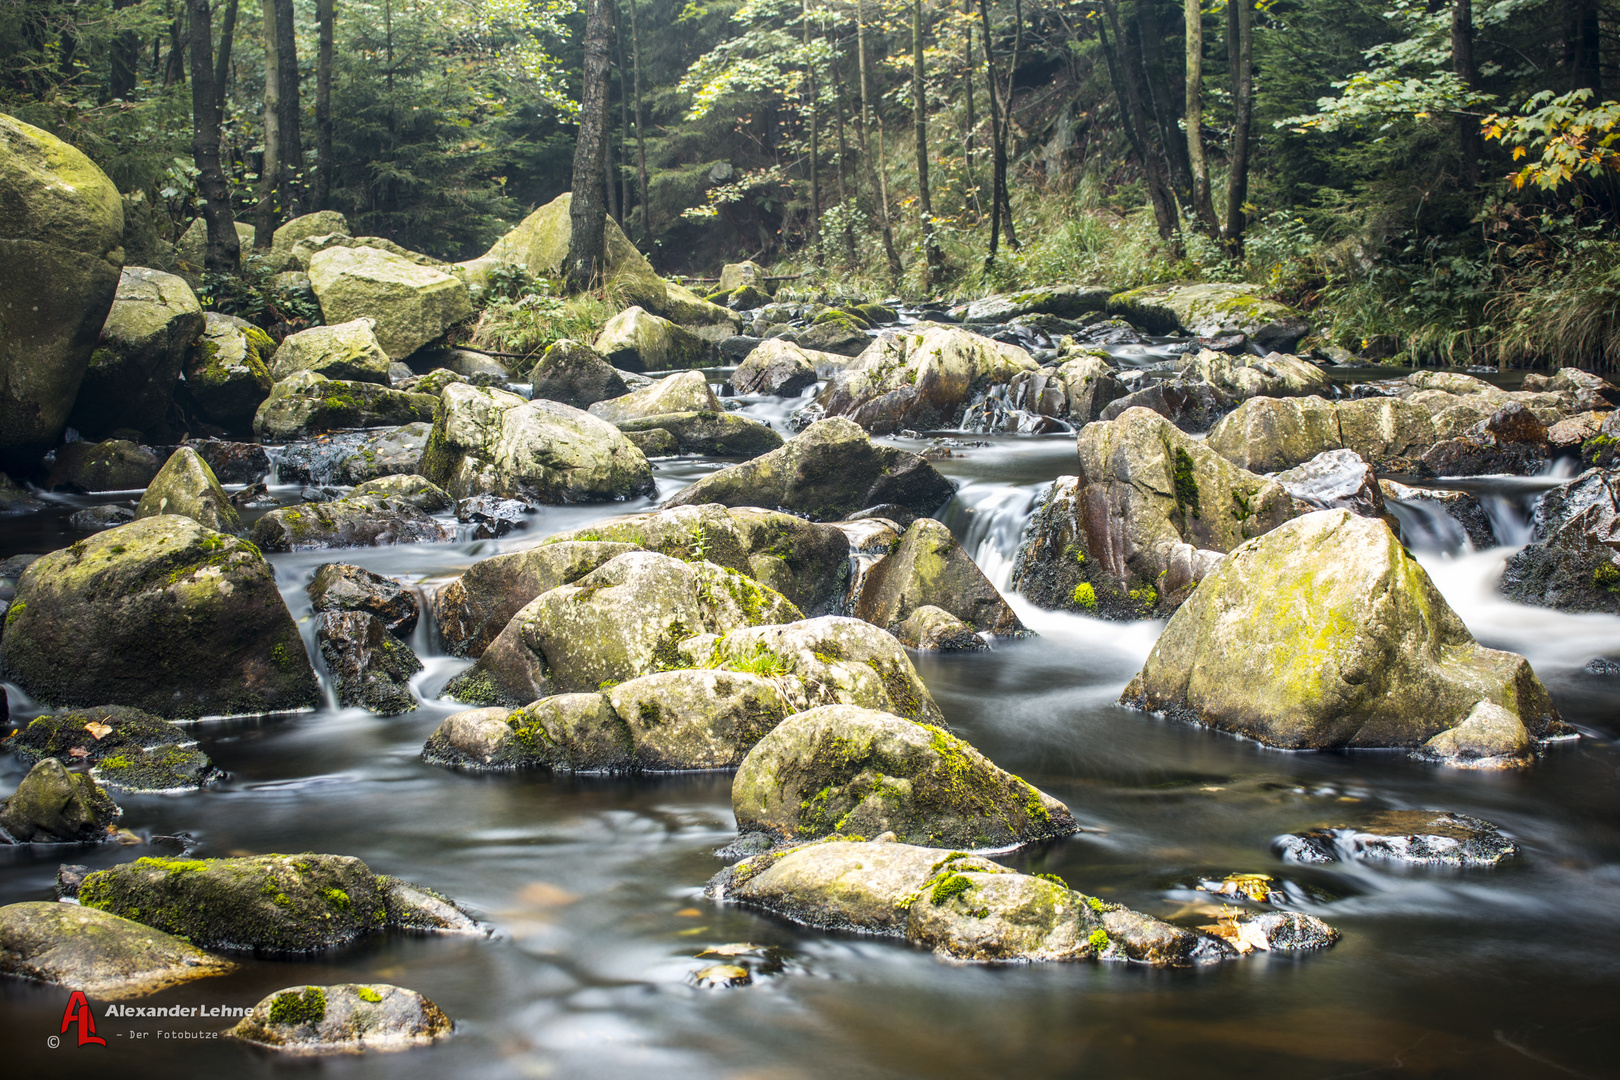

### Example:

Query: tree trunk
xmin=274 ymin=0 xmax=302 ymax=217
xmin=1452 ymin=0 xmax=1481 ymax=188
xmin=214 ymin=0 xmax=238 ymax=111
xmin=1224 ymin=0 xmax=1252 ymax=254
xmin=963 ymin=12 xmax=981 ymax=217
xmin=256 ymin=0 xmax=281 ymax=247
xmin=1099 ymin=0 xmax=1179 ymax=245
xmin=629 ymin=0 xmax=650 ymax=242
xmin=856 ymin=0 xmax=903 ymax=281
xmin=108 ymin=0 xmax=141 ymax=102
xmin=187 ymin=0 xmax=238 ymax=273
xmin=804 ymin=0 xmax=822 ymax=263
xmin=1184 ymin=0 xmax=1218 ymax=234
xmin=832 ymin=54 xmax=857 ymax=264
xmin=315 ymin=0 xmax=334 ymax=209
xmin=914 ymin=0 xmax=942 ymax=287
xmin=977 ymin=0 xmax=1019 ymax=257
xmin=164 ymin=9 xmax=187 ymax=86
xmin=1565 ymin=0 xmax=1602 ymax=94
xmin=566 ymin=0 xmax=614 ymax=291
xmin=611 ymin=3 xmax=632 ymax=226
xmin=1134 ymin=0 xmax=1193 ymax=206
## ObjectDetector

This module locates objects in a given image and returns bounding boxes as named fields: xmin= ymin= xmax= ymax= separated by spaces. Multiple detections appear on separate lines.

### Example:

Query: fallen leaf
xmin=517 ymin=881 xmax=579 ymax=907
xmin=84 ymin=720 xmax=113 ymax=740
xmin=692 ymin=963 xmax=751 ymax=987
xmin=1199 ymin=921 xmax=1253 ymax=953
xmin=676 ymin=926 xmax=710 ymax=936
xmin=674 ymin=907 xmax=703 ymax=917
xmin=67 ymin=746 xmax=89 ymax=759
xmin=1236 ymin=919 xmax=1272 ymax=952
xmin=698 ymin=943 xmax=762 ymax=958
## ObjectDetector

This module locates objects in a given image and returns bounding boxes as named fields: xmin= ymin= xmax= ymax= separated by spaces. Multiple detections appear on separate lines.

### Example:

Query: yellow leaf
xmin=1512 ymin=147 xmax=1526 ymax=160
xmin=84 ymin=721 xmax=113 ymax=740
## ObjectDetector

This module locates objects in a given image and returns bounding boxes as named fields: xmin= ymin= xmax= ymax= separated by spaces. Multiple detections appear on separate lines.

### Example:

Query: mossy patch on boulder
xmin=306 ymin=246 xmax=474 ymax=360
xmin=135 ymin=445 xmax=241 ymax=534
xmin=4 ymin=705 xmax=220 ymax=792
xmin=0 ymin=758 xmax=121 ymax=843
xmin=70 ymin=266 xmax=202 ymax=439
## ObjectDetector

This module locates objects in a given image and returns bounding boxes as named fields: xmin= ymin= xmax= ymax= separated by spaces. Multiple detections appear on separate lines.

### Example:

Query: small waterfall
xmin=940 ymin=481 xmax=1048 ymax=593
xmin=1385 ymin=497 xmax=1473 ymax=555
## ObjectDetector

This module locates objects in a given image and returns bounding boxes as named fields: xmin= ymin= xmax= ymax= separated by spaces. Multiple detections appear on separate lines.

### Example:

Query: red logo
xmin=60 ymin=991 xmax=107 ymax=1047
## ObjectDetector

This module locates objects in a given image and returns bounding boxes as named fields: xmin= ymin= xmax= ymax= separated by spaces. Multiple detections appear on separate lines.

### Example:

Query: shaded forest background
xmin=4 ymin=0 xmax=1620 ymax=368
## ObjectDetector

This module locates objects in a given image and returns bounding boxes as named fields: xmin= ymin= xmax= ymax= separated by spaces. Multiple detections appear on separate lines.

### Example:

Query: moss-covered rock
xmin=0 ymin=114 xmax=126 ymax=471
xmin=269 ymin=318 xmax=392 ymax=384
xmin=135 ymin=445 xmax=241 ymax=534
xmin=733 ymin=705 xmax=1073 ymax=848
xmin=307 ymin=246 xmax=473 ymax=361
xmin=75 ymin=853 xmax=478 ymax=954
xmin=270 ymin=210 xmax=350 ymax=254
xmin=69 ymin=267 xmax=202 ymax=438
xmin=230 ymin=983 xmax=451 ymax=1054
xmin=951 ymin=285 xmax=1113 ymax=323
xmin=350 ymin=472 xmax=454 ymax=511
xmin=729 ymin=339 xmax=821 ymax=397
xmin=253 ymin=370 xmax=440 ymax=440
xmin=1500 ymin=467 xmax=1620 ymax=614
xmin=0 ymin=901 xmax=235 ymax=999
xmin=1055 ymin=354 xmax=1130 ymax=424
xmin=431 ymin=541 xmax=639 ymax=657
xmin=853 ymin=518 xmax=1023 ymax=636
xmin=184 ymin=312 xmax=275 ymax=429
xmin=1181 ymin=348 xmax=1330 ymax=401
xmin=1097 ymin=377 xmax=1228 ymax=434
xmin=592 ymin=306 xmax=717 ymax=372
xmin=250 ymin=492 xmax=453 ymax=552
xmin=45 ymin=438 xmax=161 ymax=491
xmin=327 ymin=422 xmax=432 ymax=483
xmin=316 ymin=610 xmax=421 ymax=714
xmin=718 ymin=260 xmax=770 ymax=294
xmin=1205 ymin=394 xmax=1436 ymax=473
xmin=4 ymin=705 xmax=219 ymax=792
xmin=664 ymin=417 xmax=955 ymax=521
xmin=0 ymin=758 xmax=121 ymax=843
xmin=1122 ymin=509 xmax=1564 ymax=749
xmin=420 ymin=382 xmax=654 ymax=502
xmin=0 ymin=515 xmax=318 ymax=718
xmin=309 ymin=562 xmax=420 ymax=636
xmin=893 ymin=605 xmax=986 ymax=651
xmin=588 ymin=369 xmax=719 ymax=422
xmin=1108 ymin=282 xmax=1310 ymax=352
xmin=529 ymin=338 xmax=628 ymax=408
xmin=616 ymin=411 xmax=784 ymax=456
xmin=283 ymin=232 xmax=440 ymax=274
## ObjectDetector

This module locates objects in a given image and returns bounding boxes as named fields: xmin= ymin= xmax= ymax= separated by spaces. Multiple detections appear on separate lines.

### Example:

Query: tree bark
xmin=963 ymin=11 xmax=981 ymax=217
xmin=1452 ymin=0 xmax=1481 ymax=188
xmin=256 ymin=0 xmax=281 ymax=247
xmin=1224 ymin=0 xmax=1252 ymax=254
xmin=1134 ymin=0 xmax=1193 ymax=205
xmin=832 ymin=52 xmax=857 ymax=264
xmin=1184 ymin=0 xmax=1218 ymax=234
xmin=856 ymin=0 xmax=903 ymax=281
xmin=566 ymin=0 xmax=614 ymax=291
xmin=629 ymin=0 xmax=650 ymax=242
xmin=611 ymin=2 xmax=632 ymax=226
xmin=804 ymin=0 xmax=822 ymax=263
xmin=315 ymin=0 xmax=334 ymax=209
xmin=914 ymin=0 xmax=942 ymax=287
xmin=977 ymin=0 xmax=1018 ymax=256
xmin=274 ymin=0 xmax=302 ymax=216
xmin=214 ymin=0 xmax=238 ymax=111
xmin=187 ymin=0 xmax=238 ymax=272
xmin=108 ymin=0 xmax=142 ymax=102
xmin=164 ymin=9 xmax=187 ymax=86
xmin=1564 ymin=0 xmax=1602 ymax=94
xmin=1100 ymin=0 xmax=1179 ymax=245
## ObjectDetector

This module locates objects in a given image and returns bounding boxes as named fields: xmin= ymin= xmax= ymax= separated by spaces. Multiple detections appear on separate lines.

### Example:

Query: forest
xmin=4 ymin=0 xmax=1619 ymax=371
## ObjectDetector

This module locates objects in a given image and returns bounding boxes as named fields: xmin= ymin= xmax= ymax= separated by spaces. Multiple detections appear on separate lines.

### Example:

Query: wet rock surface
xmin=308 ymin=562 xmax=420 ymax=636
xmin=1501 ymin=468 xmax=1620 ymax=614
xmin=251 ymin=491 xmax=454 ymax=551
xmin=229 ymin=982 xmax=452 ymax=1054
xmin=0 ymin=901 xmax=235 ymax=999
xmin=3 ymin=705 xmax=220 ymax=792
xmin=0 ymin=758 xmax=121 ymax=843
xmin=1274 ymin=811 xmax=1519 ymax=867
xmin=316 ymin=610 xmax=422 ymax=714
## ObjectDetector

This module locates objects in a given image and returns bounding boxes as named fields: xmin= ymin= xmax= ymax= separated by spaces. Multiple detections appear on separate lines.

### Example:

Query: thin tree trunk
xmin=164 ymin=8 xmax=187 ymax=86
xmin=274 ymin=0 xmax=302 ymax=216
xmin=977 ymin=0 xmax=1019 ymax=259
xmin=913 ymin=0 xmax=942 ymax=287
xmin=214 ymin=0 xmax=238 ymax=110
xmin=315 ymin=0 xmax=333 ymax=209
xmin=1134 ymin=0 xmax=1193 ymax=205
xmin=256 ymin=0 xmax=280 ymax=247
xmin=963 ymin=12 xmax=981 ymax=217
xmin=1565 ymin=0 xmax=1602 ymax=94
xmin=804 ymin=0 xmax=822 ymax=263
xmin=612 ymin=3 xmax=632 ymax=226
xmin=1100 ymin=0 xmax=1179 ymax=245
xmin=832 ymin=53 xmax=857 ymax=264
xmin=187 ymin=0 xmax=238 ymax=272
xmin=856 ymin=0 xmax=902 ymax=281
xmin=629 ymin=0 xmax=649 ymax=242
xmin=1452 ymin=0 xmax=1481 ymax=188
xmin=1184 ymin=0 xmax=1218 ymax=234
xmin=567 ymin=0 xmax=614 ymax=291
xmin=1224 ymin=0 xmax=1252 ymax=253
xmin=108 ymin=0 xmax=141 ymax=101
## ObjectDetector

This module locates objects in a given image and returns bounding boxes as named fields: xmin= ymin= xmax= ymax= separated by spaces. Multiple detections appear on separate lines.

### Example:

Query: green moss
xmin=267 ymin=987 xmax=327 ymax=1026
xmin=638 ymin=700 xmax=663 ymax=726
xmin=1128 ymin=583 xmax=1158 ymax=612
xmin=1037 ymin=873 xmax=1067 ymax=886
xmin=597 ymin=679 xmax=621 ymax=691
xmin=1088 ymin=928 xmax=1111 ymax=950
xmin=134 ymin=856 xmax=209 ymax=874
xmin=1172 ymin=447 xmax=1201 ymax=519
xmin=5 ymin=600 xmax=26 ymax=625
xmin=356 ymin=986 xmax=382 ymax=1003
xmin=1085 ymin=895 xmax=1106 ymax=913
xmin=1072 ymin=582 xmax=1097 ymax=610
xmin=1595 ymin=562 xmax=1620 ymax=590
xmin=324 ymin=887 xmax=352 ymax=912
xmin=930 ymin=873 xmax=973 ymax=905
xmin=728 ymin=642 xmax=789 ymax=677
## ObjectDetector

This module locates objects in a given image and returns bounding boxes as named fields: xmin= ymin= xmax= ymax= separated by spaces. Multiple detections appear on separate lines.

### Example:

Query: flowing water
xmin=3 ymin=366 xmax=1619 ymax=1079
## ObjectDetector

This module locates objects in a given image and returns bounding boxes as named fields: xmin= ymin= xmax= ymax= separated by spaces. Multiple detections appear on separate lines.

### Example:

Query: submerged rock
xmin=852 ymin=518 xmax=1023 ymax=636
xmin=3 ymin=705 xmax=219 ymax=792
xmin=68 ymin=504 xmax=134 ymax=531
xmin=251 ymin=491 xmax=453 ymax=551
xmin=732 ymin=705 xmax=1074 ymax=848
xmin=664 ymin=417 xmax=955 ymax=521
xmin=316 ymin=611 xmax=422 ymax=714
xmin=0 ymin=758 xmax=120 ymax=843
xmin=308 ymin=562 xmax=420 ymax=636
xmin=229 ymin=983 xmax=452 ymax=1054
xmin=76 ymin=853 xmax=481 ymax=954
xmin=1274 ymin=810 xmax=1518 ymax=867
xmin=135 ymin=445 xmax=241 ymax=534
xmin=1500 ymin=468 xmax=1620 ymax=614
xmin=1122 ymin=510 xmax=1562 ymax=749
xmin=0 ymin=515 xmax=319 ymax=718
xmin=0 ymin=901 xmax=235 ymax=999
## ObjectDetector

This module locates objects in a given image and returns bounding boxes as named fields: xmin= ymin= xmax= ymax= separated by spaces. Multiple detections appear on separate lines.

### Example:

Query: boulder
xmin=184 ymin=313 xmax=275 ymax=429
xmin=624 ymin=427 xmax=677 ymax=455
xmin=719 ymin=260 xmax=770 ymax=293
xmin=350 ymin=473 xmax=453 ymax=511
xmin=730 ymin=339 xmax=821 ymax=397
xmin=529 ymin=338 xmax=628 ymax=408
xmin=0 ymin=515 xmax=318 ymax=718
xmin=709 ymin=840 xmax=1313 ymax=965
xmin=615 ymin=411 xmax=784 ymax=456
xmin=1274 ymin=810 xmax=1517 ymax=867
xmin=250 ymin=492 xmax=453 ymax=552
xmin=253 ymin=371 xmax=440 ymax=440
xmin=733 ymin=705 xmax=1074 ymax=847
xmin=1122 ymin=510 xmax=1563 ymax=748
xmin=1205 ymin=394 xmax=1436 ymax=473
xmin=1181 ymin=349 xmax=1331 ymax=401
xmin=0 ymin=475 xmax=42 ymax=514
xmin=663 ymin=417 xmax=956 ymax=521
xmin=812 ymin=326 xmax=1038 ymax=434
xmin=0 ymin=758 xmax=120 ymax=843
xmin=135 ymin=445 xmax=241 ymax=534
xmin=423 ymin=698 xmax=622 ymax=771
xmin=229 ymin=983 xmax=451 ymax=1054
xmin=3 ymin=705 xmax=218 ymax=792
xmin=186 ymin=438 xmax=271 ymax=483
xmin=1055 ymin=354 xmax=1130 ymax=423
xmin=1500 ymin=467 xmax=1620 ymax=614
xmin=1421 ymin=402 xmax=1551 ymax=476
xmin=588 ymin=369 xmax=720 ymax=422
xmin=1098 ymin=378 xmax=1227 ymax=433
xmin=419 ymin=382 xmax=654 ymax=503
xmin=544 ymin=503 xmax=852 ymax=616
xmin=593 ymin=306 xmax=716 ymax=372
xmin=0 ymin=115 xmax=126 ymax=471
xmin=284 ymin=233 xmax=441 ymax=274
xmin=270 ymin=210 xmax=350 ymax=254
xmin=45 ymin=438 xmax=160 ymax=491
xmin=76 ymin=853 xmax=480 ymax=954
xmin=950 ymin=285 xmax=1112 ymax=323
xmin=1272 ymin=449 xmax=1386 ymax=519
xmin=853 ymin=518 xmax=1023 ymax=635
xmin=268 ymin=318 xmax=392 ymax=384
xmin=1417 ymin=700 xmax=1533 ymax=768
xmin=1107 ymin=282 xmax=1310 ymax=352
xmin=316 ymin=610 xmax=421 ymax=714
xmin=1010 ymin=408 xmax=1299 ymax=618
xmin=0 ymin=902 xmax=234 ymax=999
xmin=307 ymin=246 xmax=474 ymax=360
xmin=325 ymin=422 xmax=431 ymax=483
xmin=69 ymin=267 xmax=203 ymax=438
xmin=68 ymin=504 xmax=134 ymax=531
xmin=309 ymin=562 xmax=420 ymax=636
xmin=174 ymin=217 xmax=254 ymax=269
xmin=431 ymin=541 xmax=638 ymax=656
xmin=481 ymin=193 xmax=738 ymax=328
xmin=894 ymin=605 xmax=986 ymax=651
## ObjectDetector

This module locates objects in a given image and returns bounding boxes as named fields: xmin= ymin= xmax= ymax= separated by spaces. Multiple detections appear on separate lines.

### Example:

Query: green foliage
xmin=267 ymin=987 xmax=327 ymax=1027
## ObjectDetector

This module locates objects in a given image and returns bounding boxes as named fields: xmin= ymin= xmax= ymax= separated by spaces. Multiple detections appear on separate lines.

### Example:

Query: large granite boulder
xmin=184 ymin=313 xmax=275 ymax=429
xmin=250 ymin=491 xmax=453 ymax=551
xmin=950 ymin=285 xmax=1112 ymax=323
xmin=1121 ymin=510 xmax=1563 ymax=749
xmin=0 ymin=902 xmax=234 ymax=999
xmin=588 ymin=369 xmax=719 ymax=422
xmin=431 ymin=541 xmax=641 ymax=656
xmin=663 ymin=417 xmax=955 ymax=521
xmin=1205 ymin=394 xmax=1436 ymax=473
xmin=529 ymin=338 xmax=628 ymax=408
xmin=1108 ymin=282 xmax=1310 ymax=352
xmin=1010 ymin=408 xmax=1299 ymax=618
xmin=1180 ymin=348 xmax=1331 ymax=401
xmin=419 ymin=382 xmax=653 ymax=502
xmin=592 ymin=306 xmax=716 ymax=372
xmin=270 ymin=209 xmax=350 ymax=255
xmin=69 ymin=267 xmax=202 ymax=438
xmin=729 ymin=339 xmax=824 ymax=397
xmin=615 ymin=411 xmax=784 ymax=457
xmin=853 ymin=518 xmax=1023 ymax=635
xmin=252 ymin=371 xmax=439 ymax=440
xmin=1501 ymin=467 xmax=1620 ymax=614
xmin=307 ymin=246 xmax=474 ymax=360
xmin=0 ymin=115 xmax=125 ymax=471
xmin=0 ymin=515 xmax=318 ymax=718
xmin=268 ymin=318 xmax=392 ymax=384
xmin=135 ymin=445 xmax=241 ymax=534
xmin=732 ymin=705 xmax=1074 ymax=848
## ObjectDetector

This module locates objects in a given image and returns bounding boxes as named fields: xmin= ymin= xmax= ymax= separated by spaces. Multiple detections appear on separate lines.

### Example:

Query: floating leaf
xmin=691 ymin=963 xmax=751 ymax=987
xmin=698 ymin=943 xmax=763 ymax=958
